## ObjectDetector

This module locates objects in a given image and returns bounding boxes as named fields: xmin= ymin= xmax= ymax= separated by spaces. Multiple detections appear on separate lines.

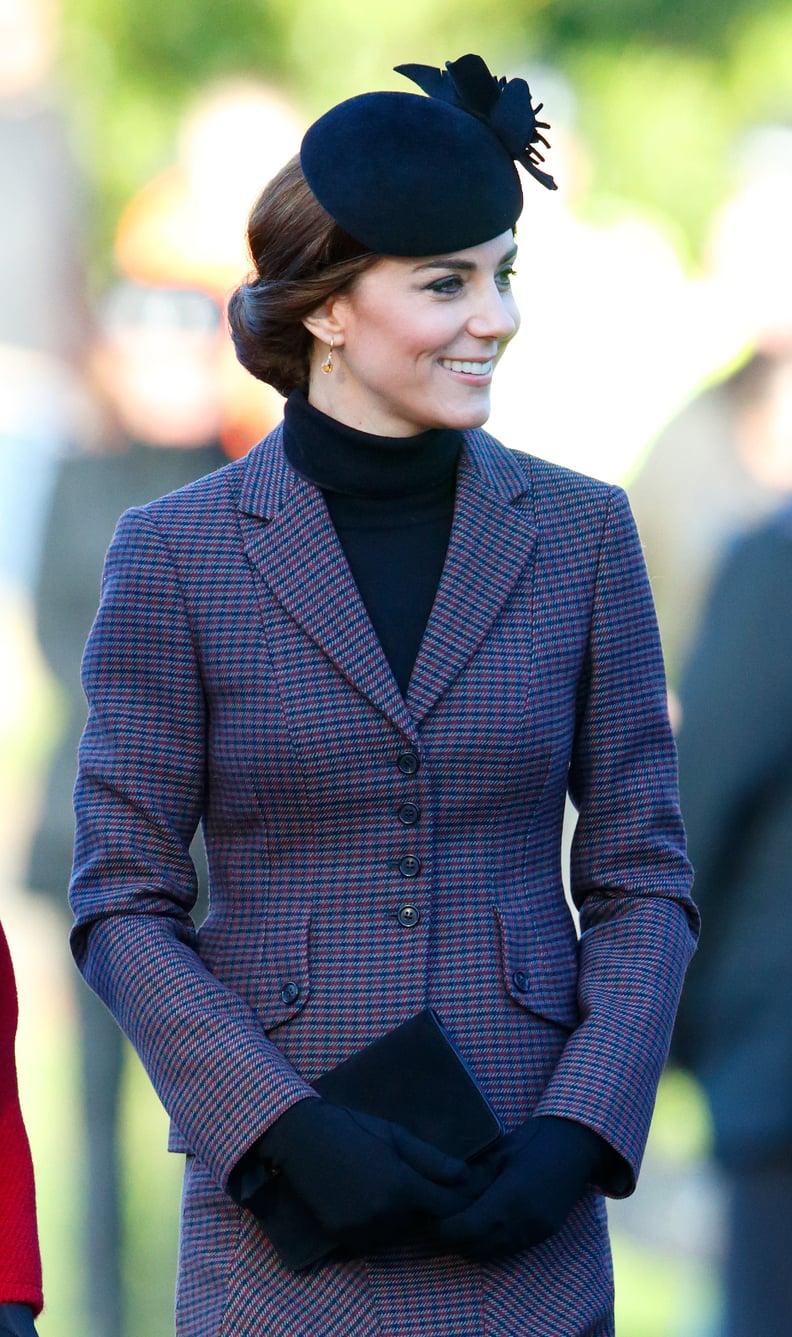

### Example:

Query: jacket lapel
xmin=237 ymin=427 xmax=418 ymax=741
xmin=236 ymin=424 xmax=538 ymax=735
xmin=405 ymin=430 xmax=539 ymax=724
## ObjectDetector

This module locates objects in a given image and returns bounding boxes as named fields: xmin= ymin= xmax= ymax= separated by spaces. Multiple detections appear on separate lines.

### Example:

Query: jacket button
xmin=397 ymin=904 xmax=421 ymax=928
xmin=397 ymin=801 xmax=420 ymax=826
xmin=280 ymin=981 xmax=300 ymax=1006
xmin=397 ymin=750 xmax=420 ymax=775
xmin=512 ymin=971 xmax=529 ymax=993
xmin=398 ymin=854 xmax=422 ymax=878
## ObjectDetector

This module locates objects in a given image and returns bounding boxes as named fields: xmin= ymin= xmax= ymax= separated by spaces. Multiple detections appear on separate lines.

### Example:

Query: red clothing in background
xmin=0 ymin=923 xmax=43 ymax=1314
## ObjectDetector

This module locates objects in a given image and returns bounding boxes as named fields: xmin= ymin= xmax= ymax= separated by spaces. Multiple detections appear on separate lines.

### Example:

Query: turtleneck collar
xmin=283 ymin=387 xmax=463 ymax=499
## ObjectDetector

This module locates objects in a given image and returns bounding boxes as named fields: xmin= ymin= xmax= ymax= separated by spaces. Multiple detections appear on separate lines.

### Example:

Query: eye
xmin=425 ymin=274 xmax=465 ymax=296
xmin=496 ymin=266 xmax=517 ymax=290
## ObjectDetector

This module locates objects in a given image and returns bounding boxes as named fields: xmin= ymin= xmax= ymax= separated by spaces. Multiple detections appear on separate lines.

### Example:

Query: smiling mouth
xmin=439 ymin=358 xmax=494 ymax=376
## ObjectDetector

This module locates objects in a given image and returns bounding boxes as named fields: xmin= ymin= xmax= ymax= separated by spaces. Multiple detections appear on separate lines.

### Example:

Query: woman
xmin=0 ymin=924 xmax=43 ymax=1337
xmin=70 ymin=55 xmax=698 ymax=1336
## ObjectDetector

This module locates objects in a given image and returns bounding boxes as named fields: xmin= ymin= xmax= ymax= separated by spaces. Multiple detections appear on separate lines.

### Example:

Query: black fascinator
xmin=300 ymin=53 xmax=556 ymax=257
xmin=396 ymin=55 xmax=556 ymax=192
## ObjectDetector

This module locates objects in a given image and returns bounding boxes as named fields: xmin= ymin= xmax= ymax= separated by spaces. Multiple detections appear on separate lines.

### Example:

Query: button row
xmin=396 ymin=750 xmax=420 ymax=927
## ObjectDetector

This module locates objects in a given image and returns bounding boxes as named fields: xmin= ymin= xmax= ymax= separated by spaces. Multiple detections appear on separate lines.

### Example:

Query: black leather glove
xmin=0 ymin=1304 xmax=39 ymax=1337
xmin=433 ymin=1115 xmax=611 ymax=1258
xmin=244 ymin=1097 xmax=482 ymax=1251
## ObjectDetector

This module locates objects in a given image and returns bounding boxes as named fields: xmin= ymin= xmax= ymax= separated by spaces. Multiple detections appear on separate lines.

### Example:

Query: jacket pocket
xmin=194 ymin=906 xmax=312 ymax=1033
xmin=254 ymin=905 xmax=312 ymax=1034
xmin=494 ymin=902 xmax=580 ymax=1031
xmin=168 ymin=909 xmax=313 ymax=1155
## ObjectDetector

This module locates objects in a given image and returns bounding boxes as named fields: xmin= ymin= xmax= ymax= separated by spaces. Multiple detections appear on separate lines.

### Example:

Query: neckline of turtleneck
xmin=283 ymin=387 xmax=463 ymax=499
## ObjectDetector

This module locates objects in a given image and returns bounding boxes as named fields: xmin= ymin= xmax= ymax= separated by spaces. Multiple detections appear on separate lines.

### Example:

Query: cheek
xmin=345 ymin=299 xmax=465 ymax=372
xmin=412 ymin=316 xmax=469 ymax=365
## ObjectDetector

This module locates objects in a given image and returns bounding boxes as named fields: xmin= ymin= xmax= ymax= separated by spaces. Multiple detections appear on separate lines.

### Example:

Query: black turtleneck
xmin=283 ymin=389 xmax=462 ymax=697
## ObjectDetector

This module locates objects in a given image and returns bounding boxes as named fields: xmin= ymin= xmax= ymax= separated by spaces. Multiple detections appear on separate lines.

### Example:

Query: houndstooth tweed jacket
xmin=70 ymin=423 xmax=698 ymax=1337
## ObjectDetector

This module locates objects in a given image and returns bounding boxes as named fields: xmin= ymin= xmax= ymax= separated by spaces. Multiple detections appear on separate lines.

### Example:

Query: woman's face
xmin=306 ymin=230 xmax=520 ymax=436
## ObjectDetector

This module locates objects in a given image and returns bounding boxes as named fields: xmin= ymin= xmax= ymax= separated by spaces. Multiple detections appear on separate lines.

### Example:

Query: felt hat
xmin=300 ymin=54 xmax=556 ymax=257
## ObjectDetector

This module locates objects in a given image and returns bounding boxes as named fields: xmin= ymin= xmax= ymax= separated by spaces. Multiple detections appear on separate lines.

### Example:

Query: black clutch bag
xmin=255 ymin=1008 xmax=502 ymax=1269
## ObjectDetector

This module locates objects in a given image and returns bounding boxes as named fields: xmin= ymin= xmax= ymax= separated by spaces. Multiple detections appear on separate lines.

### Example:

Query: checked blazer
xmin=70 ymin=423 xmax=698 ymax=1337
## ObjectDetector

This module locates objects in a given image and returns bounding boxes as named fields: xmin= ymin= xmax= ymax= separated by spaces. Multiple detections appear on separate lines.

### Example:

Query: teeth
xmin=441 ymin=359 xmax=493 ymax=375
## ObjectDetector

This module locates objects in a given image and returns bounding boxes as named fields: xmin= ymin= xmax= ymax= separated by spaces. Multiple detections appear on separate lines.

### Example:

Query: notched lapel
xmin=238 ymin=439 xmax=417 ymax=740
xmin=235 ymin=424 xmax=538 ymax=736
xmin=406 ymin=436 xmax=539 ymax=723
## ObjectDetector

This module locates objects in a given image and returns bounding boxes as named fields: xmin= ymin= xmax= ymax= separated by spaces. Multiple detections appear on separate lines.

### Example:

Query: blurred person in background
xmin=628 ymin=125 xmax=792 ymax=686
xmin=113 ymin=77 xmax=300 ymax=458
xmin=0 ymin=0 xmax=88 ymax=596
xmin=0 ymin=923 xmax=43 ymax=1337
xmin=673 ymin=345 xmax=792 ymax=1337
xmin=26 ymin=280 xmax=228 ymax=1337
xmin=629 ymin=351 xmax=790 ymax=686
xmin=486 ymin=71 xmax=707 ymax=492
xmin=68 ymin=55 xmax=697 ymax=1336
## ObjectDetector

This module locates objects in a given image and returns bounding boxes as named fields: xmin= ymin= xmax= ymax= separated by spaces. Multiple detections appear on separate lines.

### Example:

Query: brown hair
xmin=227 ymin=156 xmax=379 ymax=396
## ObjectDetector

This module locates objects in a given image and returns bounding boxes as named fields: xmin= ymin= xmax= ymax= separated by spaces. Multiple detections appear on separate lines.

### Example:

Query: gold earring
xmin=320 ymin=338 xmax=335 ymax=375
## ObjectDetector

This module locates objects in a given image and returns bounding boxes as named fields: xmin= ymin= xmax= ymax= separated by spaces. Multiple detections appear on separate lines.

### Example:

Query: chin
xmin=445 ymin=405 xmax=492 ymax=431
xmin=427 ymin=396 xmax=491 ymax=433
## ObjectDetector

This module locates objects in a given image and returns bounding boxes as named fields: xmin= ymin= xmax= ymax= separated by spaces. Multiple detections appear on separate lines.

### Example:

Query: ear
xmin=301 ymin=295 xmax=348 ymax=347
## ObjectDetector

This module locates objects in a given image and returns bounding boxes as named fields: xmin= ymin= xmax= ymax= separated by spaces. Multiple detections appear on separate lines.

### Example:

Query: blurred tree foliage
xmin=59 ymin=0 xmax=792 ymax=279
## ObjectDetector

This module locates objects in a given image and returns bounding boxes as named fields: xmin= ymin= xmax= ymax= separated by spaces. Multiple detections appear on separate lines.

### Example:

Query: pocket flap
xmin=255 ymin=908 xmax=312 ymax=1033
xmin=196 ymin=907 xmax=312 ymax=1033
xmin=494 ymin=902 xmax=579 ymax=1030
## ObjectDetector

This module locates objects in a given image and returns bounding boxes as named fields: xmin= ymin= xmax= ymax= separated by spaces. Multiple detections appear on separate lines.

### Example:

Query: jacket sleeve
xmin=534 ymin=485 xmax=699 ymax=1192
xmin=69 ymin=508 xmax=315 ymax=1190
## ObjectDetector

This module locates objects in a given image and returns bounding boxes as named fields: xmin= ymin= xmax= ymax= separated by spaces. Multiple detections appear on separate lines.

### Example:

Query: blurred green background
xmin=59 ymin=0 xmax=792 ymax=275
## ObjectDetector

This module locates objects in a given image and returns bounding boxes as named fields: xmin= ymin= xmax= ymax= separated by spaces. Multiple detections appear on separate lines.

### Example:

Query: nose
xmin=466 ymin=282 xmax=520 ymax=343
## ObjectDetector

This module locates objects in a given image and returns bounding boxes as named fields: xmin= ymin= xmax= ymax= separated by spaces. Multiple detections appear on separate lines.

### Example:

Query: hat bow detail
xmin=395 ymin=54 xmax=557 ymax=191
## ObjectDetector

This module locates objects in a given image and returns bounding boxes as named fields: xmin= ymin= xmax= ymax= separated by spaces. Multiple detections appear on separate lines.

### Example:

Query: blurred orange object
xmin=114 ymin=81 xmax=303 ymax=454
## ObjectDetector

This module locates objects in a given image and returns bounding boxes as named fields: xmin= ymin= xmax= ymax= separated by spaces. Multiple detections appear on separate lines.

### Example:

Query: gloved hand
xmin=433 ymin=1115 xmax=610 ymax=1258
xmin=245 ymin=1097 xmax=484 ymax=1251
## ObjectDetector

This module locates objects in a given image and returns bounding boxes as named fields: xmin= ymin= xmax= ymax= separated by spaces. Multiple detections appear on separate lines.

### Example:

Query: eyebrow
xmin=414 ymin=245 xmax=518 ymax=273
